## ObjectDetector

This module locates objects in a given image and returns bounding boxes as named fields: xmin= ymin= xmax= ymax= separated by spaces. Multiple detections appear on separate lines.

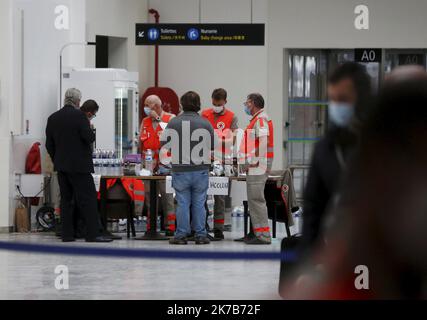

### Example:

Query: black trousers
xmin=57 ymin=172 xmax=99 ymax=240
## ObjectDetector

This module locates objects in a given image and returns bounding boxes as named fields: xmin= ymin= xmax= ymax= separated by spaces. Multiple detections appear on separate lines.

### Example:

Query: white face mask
xmin=213 ymin=105 xmax=224 ymax=114
xmin=328 ymin=102 xmax=355 ymax=127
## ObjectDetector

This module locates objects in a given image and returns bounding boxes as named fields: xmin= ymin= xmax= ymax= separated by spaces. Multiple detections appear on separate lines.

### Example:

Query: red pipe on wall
xmin=149 ymin=9 xmax=160 ymax=87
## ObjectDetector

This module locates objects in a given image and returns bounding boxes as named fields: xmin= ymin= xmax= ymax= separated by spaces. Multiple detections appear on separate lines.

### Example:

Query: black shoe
xmin=102 ymin=231 xmax=122 ymax=240
xmin=234 ymin=233 xmax=256 ymax=242
xmin=62 ymin=238 xmax=75 ymax=243
xmin=213 ymin=230 xmax=225 ymax=240
xmin=195 ymin=236 xmax=210 ymax=245
xmin=244 ymin=237 xmax=271 ymax=245
xmin=169 ymin=238 xmax=188 ymax=245
xmin=165 ymin=230 xmax=175 ymax=237
xmin=186 ymin=231 xmax=196 ymax=241
xmin=85 ymin=236 xmax=114 ymax=243
xmin=207 ymin=233 xmax=221 ymax=242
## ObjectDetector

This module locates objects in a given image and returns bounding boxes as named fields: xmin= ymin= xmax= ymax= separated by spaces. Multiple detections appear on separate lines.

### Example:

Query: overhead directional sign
xmin=136 ymin=24 xmax=265 ymax=46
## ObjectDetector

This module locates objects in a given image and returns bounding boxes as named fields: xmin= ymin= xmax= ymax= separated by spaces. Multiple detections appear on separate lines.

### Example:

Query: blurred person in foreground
xmin=300 ymin=62 xmax=372 ymax=257
xmin=161 ymin=91 xmax=216 ymax=245
xmin=281 ymin=66 xmax=427 ymax=299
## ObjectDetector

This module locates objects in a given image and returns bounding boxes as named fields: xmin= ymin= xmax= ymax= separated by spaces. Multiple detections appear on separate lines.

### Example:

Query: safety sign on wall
xmin=136 ymin=24 xmax=265 ymax=46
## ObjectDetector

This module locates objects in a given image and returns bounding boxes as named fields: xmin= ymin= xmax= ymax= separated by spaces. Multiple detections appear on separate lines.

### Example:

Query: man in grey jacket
xmin=161 ymin=91 xmax=215 ymax=245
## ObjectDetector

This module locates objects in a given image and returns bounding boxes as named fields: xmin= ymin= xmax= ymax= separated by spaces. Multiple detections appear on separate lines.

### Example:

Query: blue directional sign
xmin=136 ymin=24 xmax=265 ymax=46
xmin=147 ymin=28 xmax=160 ymax=41
xmin=187 ymin=28 xmax=200 ymax=41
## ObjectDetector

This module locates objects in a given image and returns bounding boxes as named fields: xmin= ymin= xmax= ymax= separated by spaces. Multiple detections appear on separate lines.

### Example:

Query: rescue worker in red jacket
xmin=239 ymin=93 xmax=274 ymax=245
xmin=140 ymin=95 xmax=176 ymax=236
xmin=201 ymin=89 xmax=238 ymax=240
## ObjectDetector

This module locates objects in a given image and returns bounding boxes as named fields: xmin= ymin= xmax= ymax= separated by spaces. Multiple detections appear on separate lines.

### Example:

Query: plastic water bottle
xmin=207 ymin=196 xmax=214 ymax=214
xmin=106 ymin=150 xmax=113 ymax=175
xmin=141 ymin=216 xmax=148 ymax=232
xmin=94 ymin=159 xmax=100 ymax=175
xmin=102 ymin=152 xmax=109 ymax=176
xmin=93 ymin=151 xmax=99 ymax=174
xmin=114 ymin=158 xmax=120 ymax=176
xmin=232 ymin=206 xmax=244 ymax=217
xmin=157 ymin=216 xmax=161 ymax=232
xmin=119 ymin=158 xmax=124 ymax=176
xmin=292 ymin=208 xmax=303 ymax=236
xmin=145 ymin=149 xmax=154 ymax=174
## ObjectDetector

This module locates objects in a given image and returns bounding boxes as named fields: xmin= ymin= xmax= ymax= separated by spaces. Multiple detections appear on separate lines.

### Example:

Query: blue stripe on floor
xmin=0 ymin=241 xmax=296 ymax=262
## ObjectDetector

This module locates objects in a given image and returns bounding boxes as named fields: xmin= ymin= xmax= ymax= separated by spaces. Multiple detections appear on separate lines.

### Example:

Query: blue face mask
xmin=328 ymin=102 xmax=355 ymax=127
xmin=144 ymin=107 xmax=152 ymax=116
xmin=244 ymin=106 xmax=252 ymax=116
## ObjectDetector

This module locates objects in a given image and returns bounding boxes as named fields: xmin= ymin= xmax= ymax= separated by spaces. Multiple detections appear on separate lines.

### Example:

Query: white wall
xmin=148 ymin=0 xmax=269 ymax=158
xmin=9 ymin=0 xmax=87 ymax=181
xmin=0 ymin=0 xmax=13 ymax=231
xmin=85 ymin=0 xmax=149 ymax=90
xmin=14 ymin=0 xmax=86 ymax=141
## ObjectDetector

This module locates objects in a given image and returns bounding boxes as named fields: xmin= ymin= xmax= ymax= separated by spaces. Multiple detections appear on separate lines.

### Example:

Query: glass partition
xmin=115 ymin=88 xmax=134 ymax=159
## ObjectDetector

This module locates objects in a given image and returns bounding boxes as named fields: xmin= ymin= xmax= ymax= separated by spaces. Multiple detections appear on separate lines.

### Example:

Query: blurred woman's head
xmin=362 ymin=66 xmax=427 ymax=154
xmin=338 ymin=66 xmax=427 ymax=298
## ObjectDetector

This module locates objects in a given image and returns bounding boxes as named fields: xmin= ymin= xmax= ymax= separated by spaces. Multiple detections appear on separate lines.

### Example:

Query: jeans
xmin=172 ymin=169 xmax=209 ymax=239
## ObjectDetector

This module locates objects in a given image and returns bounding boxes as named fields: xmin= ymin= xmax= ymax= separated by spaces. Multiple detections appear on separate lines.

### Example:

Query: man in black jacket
xmin=46 ymin=88 xmax=112 ymax=243
xmin=300 ymin=62 xmax=372 ymax=256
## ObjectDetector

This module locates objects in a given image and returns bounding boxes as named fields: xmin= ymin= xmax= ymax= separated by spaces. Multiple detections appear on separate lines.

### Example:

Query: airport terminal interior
xmin=1 ymin=0 xmax=427 ymax=301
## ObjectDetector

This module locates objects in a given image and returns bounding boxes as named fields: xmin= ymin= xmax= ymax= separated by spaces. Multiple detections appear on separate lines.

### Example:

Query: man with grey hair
xmin=237 ymin=93 xmax=274 ymax=245
xmin=46 ymin=88 xmax=112 ymax=243
xmin=140 ymin=94 xmax=176 ymax=236
xmin=63 ymin=87 xmax=82 ymax=108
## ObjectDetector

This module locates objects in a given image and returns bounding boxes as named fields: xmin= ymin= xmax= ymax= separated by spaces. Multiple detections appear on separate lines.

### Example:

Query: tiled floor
xmin=0 ymin=218 xmax=287 ymax=300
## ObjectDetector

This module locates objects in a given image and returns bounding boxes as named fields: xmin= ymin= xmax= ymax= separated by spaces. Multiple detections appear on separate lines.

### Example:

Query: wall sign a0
xmin=355 ymin=49 xmax=382 ymax=63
